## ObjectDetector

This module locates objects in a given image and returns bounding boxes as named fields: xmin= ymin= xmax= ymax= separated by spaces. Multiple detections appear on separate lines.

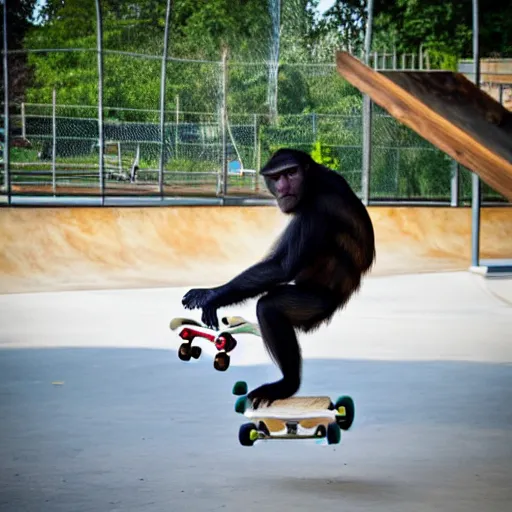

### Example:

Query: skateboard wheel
xmin=235 ymin=396 xmax=248 ymax=414
xmin=178 ymin=343 xmax=191 ymax=361
xmin=215 ymin=334 xmax=237 ymax=352
xmin=327 ymin=423 xmax=341 ymax=445
xmin=213 ymin=352 xmax=230 ymax=372
xmin=334 ymin=396 xmax=355 ymax=430
xmin=239 ymin=422 xmax=258 ymax=446
xmin=224 ymin=335 xmax=237 ymax=352
xmin=190 ymin=346 xmax=202 ymax=359
xmin=232 ymin=381 xmax=248 ymax=396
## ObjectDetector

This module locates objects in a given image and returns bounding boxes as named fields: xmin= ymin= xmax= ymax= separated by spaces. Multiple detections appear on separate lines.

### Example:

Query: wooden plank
xmin=251 ymin=396 xmax=332 ymax=412
xmin=336 ymin=51 xmax=512 ymax=202
xmin=480 ymin=73 xmax=512 ymax=84
xmin=380 ymin=71 xmax=512 ymax=164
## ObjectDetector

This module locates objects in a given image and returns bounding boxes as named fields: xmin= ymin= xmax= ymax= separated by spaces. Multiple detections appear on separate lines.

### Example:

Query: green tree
xmin=372 ymin=0 xmax=512 ymax=66
xmin=319 ymin=0 xmax=367 ymax=55
xmin=23 ymin=0 xmax=166 ymax=115
xmin=22 ymin=0 xmax=275 ymax=117
xmin=1 ymin=0 xmax=39 ymax=102
xmin=170 ymin=0 xmax=271 ymax=61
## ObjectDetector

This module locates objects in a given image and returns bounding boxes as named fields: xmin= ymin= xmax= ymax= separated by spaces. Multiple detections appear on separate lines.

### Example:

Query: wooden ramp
xmin=336 ymin=51 xmax=512 ymax=202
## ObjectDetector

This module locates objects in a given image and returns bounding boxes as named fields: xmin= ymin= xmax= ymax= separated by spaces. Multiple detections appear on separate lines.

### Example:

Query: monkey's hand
xmin=182 ymin=288 xmax=218 ymax=309
xmin=182 ymin=288 xmax=221 ymax=330
xmin=247 ymin=379 xmax=299 ymax=409
xmin=200 ymin=304 xmax=219 ymax=331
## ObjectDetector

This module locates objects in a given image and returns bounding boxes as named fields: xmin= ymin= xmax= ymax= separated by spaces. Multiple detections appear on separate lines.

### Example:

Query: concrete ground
xmin=1 ymin=271 xmax=511 ymax=512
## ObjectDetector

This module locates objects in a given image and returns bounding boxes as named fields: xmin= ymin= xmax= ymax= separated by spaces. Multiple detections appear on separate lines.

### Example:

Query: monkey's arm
xmin=212 ymin=216 xmax=323 ymax=307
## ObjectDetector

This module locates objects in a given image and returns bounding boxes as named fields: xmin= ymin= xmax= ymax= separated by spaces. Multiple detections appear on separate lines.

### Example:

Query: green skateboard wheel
xmin=327 ymin=423 xmax=341 ymax=445
xmin=334 ymin=395 xmax=355 ymax=430
xmin=235 ymin=396 xmax=249 ymax=414
xmin=239 ymin=422 xmax=258 ymax=446
xmin=232 ymin=381 xmax=248 ymax=396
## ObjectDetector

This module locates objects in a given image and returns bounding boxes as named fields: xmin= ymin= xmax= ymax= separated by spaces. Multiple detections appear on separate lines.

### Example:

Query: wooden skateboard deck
xmin=232 ymin=381 xmax=355 ymax=446
xmin=170 ymin=316 xmax=260 ymax=371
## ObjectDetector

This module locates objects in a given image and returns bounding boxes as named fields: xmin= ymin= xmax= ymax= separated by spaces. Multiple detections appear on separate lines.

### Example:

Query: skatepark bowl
xmin=1 ymin=204 xmax=512 ymax=512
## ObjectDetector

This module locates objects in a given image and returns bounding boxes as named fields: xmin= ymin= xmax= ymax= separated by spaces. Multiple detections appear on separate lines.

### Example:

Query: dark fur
xmin=182 ymin=148 xmax=375 ymax=406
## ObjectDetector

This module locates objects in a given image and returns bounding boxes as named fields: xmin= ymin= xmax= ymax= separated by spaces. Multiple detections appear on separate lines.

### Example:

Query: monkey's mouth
xmin=277 ymin=195 xmax=297 ymax=211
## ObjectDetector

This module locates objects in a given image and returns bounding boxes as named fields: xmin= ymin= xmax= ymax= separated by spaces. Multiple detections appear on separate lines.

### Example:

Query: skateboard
xmin=170 ymin=316 xmax=261 ymax=371
xmin=231 ymin=381 xmax=355 ymax=447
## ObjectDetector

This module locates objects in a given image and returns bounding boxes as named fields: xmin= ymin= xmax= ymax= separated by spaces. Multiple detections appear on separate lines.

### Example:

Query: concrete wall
xmin=0 ymin=205 xmax=511 ymax=293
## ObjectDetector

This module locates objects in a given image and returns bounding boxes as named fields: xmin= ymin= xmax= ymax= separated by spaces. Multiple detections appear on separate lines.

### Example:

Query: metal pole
xmin=255 ymin=136 xmax=261 ymax=193
xmin=175 ymin=95 xmax=179 ymax=160
xmin=158 ymin=0 xmax=172 ymax=198
xmin=471 ymin=0 xmax=481 ymax=267
xmin=361 ymin=0 xmax=374 ymax=205
xmin=52 ymin=88 xmax=56 ymax=194
xmin=450 ymin=160 xmax=459 ymax=207
xmin=21 ymin=102 xmax=26 ymax=139
xmin=94 ymin=0 xmax=104 ymax=202
xmin=253 ymin=113 xmax=258 ymax=191
xmin=268 ymin=0 xmax=281 ymax=124
xmin=117 ymin=141 xmax=122 ymax=175
xmin=2 ymin=0 xmax=11 ymax=203
xmin=219 ymin=48 xmax=228 ymax=197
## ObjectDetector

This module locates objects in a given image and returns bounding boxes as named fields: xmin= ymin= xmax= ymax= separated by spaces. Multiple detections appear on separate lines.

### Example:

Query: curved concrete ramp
xmin=336 ymin=51 xmax=512 ymax=201
xmin=0 ymin=205 xmax=511 ymax=294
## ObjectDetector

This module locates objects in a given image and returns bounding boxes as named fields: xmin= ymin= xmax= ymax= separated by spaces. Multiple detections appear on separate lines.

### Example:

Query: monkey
xmin=182 ymin=148 xmax=376 ymax=408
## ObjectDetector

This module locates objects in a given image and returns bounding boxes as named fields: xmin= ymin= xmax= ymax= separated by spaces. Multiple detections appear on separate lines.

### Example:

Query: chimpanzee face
xmin=264 ymin=165 xmax=305 ymax=213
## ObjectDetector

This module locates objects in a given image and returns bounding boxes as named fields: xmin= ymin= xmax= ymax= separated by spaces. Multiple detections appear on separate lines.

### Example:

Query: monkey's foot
xmin=247 ymin=380 xmax=299 ymax=409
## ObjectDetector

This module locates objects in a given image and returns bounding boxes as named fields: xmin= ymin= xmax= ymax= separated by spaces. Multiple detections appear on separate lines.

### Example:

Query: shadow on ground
xmin=1 ymin=347 xmax=511 ymax=512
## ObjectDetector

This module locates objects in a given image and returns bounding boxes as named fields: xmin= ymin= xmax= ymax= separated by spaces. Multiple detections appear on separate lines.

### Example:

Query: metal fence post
xmin=268 ymin=0 xmax=280 ymax=124
xmin=471 ymin=0 xmax=481 ymax=268
xmin=2 ymin=0 xmax=11 ymax=203
xmin=361 ymin=0 xmax=374 ymax=205
xmin=158 ymin=0 xmax=172 ymax=198
xmin=21 ymin=102 xmax=26 ymax=139
xmin=253 ymin=114 xmax=258 ymax=191
xmin=255 ymin=133 xmax=261 ymax=193
xmin=450 ymin=160 xmax=459 ymax=207
xmin=52 ymin=88 xmax=57 ymax=194
xmin=218 ymin=47 xmax=228 ymax=197
xmin=94 ymin=0 xmax=105 ymax=202
xmin=175 ymin=95 xmax=179 ymax=160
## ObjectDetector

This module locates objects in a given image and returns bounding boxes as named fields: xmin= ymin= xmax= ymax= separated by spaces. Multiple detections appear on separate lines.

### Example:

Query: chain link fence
xmin=1 ymin=1 xmax=510 ymax=205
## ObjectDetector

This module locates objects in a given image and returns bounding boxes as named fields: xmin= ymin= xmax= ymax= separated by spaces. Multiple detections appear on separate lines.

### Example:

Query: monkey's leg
xmin=248 ymin=285 xmax=335 ymax=407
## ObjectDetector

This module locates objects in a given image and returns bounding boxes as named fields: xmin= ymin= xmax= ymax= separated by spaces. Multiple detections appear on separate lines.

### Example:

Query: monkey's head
xmin=260 ymin=148 xmax=312 ymax=214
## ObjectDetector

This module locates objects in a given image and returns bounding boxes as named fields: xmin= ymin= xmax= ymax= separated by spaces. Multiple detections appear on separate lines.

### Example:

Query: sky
xmin=318 ymin=0 xmax=336 ymax=14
